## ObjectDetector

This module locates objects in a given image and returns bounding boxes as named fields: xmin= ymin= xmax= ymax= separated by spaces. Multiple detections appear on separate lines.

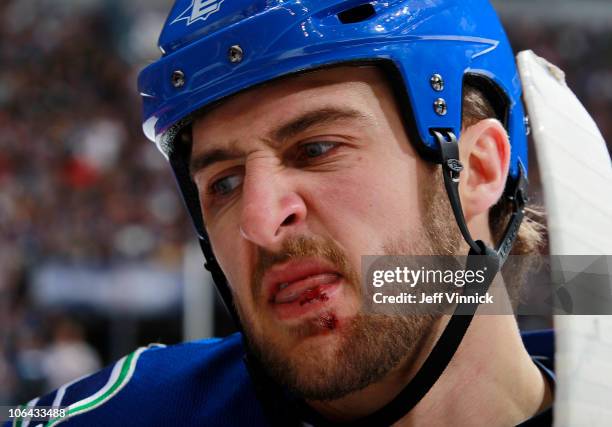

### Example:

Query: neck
xmin=308 ymin=294 xmax=552 ymax=425
xmin=400 ymin=315 xmax=552 ymax=426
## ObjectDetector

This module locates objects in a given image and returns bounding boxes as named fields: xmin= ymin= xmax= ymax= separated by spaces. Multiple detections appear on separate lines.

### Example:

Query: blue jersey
xmin=4 ymin=330 xmax=554 ymax=427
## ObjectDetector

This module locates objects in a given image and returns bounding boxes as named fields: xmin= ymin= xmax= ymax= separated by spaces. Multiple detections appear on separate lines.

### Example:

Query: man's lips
xmin=273 ymin=273 xmax=340 ymax=304
xmin=264 ymin=259 xmax=342 ymax=305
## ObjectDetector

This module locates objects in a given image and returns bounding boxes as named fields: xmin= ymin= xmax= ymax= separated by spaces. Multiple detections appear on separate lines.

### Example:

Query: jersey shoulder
xmin=5 ymin=333 xmax=270 ymax=427
xmin=522 ymin=329 xmax=555 ymax=364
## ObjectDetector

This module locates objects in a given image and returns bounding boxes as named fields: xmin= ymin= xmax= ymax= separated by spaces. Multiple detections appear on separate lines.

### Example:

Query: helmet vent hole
xmin=337 ymin=4 xmax=376 ymax=24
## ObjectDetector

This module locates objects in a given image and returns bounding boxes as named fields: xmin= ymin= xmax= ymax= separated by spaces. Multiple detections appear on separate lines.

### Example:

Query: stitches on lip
xmin=299 ymin=287 xmax=330 ymax=306
xmin=270 ymin=272 xmax=340 ymax=304
xmin=263 ymin=259 xmax=342 ymax=303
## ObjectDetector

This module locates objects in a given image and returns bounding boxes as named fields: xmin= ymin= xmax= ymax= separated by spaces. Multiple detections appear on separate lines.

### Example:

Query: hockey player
xmin=6 ymin=1 xmax=556 ymax=426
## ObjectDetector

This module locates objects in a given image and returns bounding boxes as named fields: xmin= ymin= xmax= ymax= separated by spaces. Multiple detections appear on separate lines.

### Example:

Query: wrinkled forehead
xmin=191 ymin=65 xmax=394 ymax=145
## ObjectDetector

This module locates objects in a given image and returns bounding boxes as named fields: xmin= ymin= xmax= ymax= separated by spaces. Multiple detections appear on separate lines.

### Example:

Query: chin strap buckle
xmin=446 ymin=158 xmax=464 ymax=182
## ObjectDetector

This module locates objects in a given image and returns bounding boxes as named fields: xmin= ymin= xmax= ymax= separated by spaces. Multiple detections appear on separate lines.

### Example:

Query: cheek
xmin=207 ymin=218 xmax=252 ymax=302
xmin=311 ymin=155 xmax=421 ymax=249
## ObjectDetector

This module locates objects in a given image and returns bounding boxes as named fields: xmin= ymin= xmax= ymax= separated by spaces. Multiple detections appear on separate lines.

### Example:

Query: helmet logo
xmin=172 ymin=0 xmax=225 ymax=26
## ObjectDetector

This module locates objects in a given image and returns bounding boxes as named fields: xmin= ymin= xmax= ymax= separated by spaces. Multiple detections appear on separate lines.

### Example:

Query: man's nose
xmin=239 ymin=165 xmax=307 ymax=251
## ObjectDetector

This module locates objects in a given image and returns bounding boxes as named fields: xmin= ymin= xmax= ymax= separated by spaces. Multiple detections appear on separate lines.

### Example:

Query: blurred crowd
xmin=503 ymin=17 xmax=612 ymax=145
xmin=0 ymin=1 xmax=188 ymax=404
xmin=0 ymin=0 xmax=610 ymax=406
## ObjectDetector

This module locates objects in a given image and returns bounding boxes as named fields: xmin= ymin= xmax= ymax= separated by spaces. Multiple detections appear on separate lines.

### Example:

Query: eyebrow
xmin=189 ymin=147 xmax=242 ymax=178
xmin=189 ymin=106 xmax=368 ymax=177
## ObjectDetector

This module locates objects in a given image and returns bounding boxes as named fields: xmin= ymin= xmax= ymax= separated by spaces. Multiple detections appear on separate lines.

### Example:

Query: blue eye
xmin=300 ymin=142 xmax=336 ymax=159
xmin=211 ymin=174 xmax=243 ymax=196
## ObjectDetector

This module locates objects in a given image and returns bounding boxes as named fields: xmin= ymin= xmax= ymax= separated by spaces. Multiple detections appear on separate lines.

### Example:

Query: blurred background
xmin=0 ymin=0 xmax=610 ymax=406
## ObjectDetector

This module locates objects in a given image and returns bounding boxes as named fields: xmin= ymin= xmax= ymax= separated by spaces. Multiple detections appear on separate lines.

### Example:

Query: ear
xmin=458 ymin=119 xmax=510 ymax=221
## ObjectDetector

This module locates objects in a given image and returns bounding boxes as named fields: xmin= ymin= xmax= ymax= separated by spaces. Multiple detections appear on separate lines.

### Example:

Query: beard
xmin=247 ymin=308 xmax=437 ymax=401
xmin=234 ymin=169 xmax=462 ymax=401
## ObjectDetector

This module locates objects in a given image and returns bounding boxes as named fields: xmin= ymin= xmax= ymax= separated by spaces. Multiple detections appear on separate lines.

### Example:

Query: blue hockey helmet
xmin=138 ymin=0 xmax=527 ymax=242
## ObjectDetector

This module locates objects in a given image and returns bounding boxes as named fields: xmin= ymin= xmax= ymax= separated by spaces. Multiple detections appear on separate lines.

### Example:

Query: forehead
xmin=191 ymin=65 xmax=394 ymax=143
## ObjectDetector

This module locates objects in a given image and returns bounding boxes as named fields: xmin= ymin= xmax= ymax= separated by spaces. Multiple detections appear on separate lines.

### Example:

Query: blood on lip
xmin=298 ymin=286 xmax=329 ymax=306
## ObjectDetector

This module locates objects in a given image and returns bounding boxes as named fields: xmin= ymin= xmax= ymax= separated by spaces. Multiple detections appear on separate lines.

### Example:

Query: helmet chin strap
xmin=195 ymin=129 xmax=527 ymax=426
xmin=433 ymin=130 xmax=528 ymax=266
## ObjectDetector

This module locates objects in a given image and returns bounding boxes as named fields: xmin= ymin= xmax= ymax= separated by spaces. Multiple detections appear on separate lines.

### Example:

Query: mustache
xmin=251 ymin=236 xmax=357 ymax=302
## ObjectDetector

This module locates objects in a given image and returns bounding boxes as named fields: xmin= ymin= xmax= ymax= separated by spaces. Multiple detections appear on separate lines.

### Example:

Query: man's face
xmin=191 ymin=66 xmax=457 ymax=400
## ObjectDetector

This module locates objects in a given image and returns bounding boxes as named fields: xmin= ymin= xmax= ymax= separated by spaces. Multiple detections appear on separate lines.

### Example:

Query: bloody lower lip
xmin=269 ymin=278 xmax=343 ymax=320
xmin=273 ymin=272 xmax=340 ymax=304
